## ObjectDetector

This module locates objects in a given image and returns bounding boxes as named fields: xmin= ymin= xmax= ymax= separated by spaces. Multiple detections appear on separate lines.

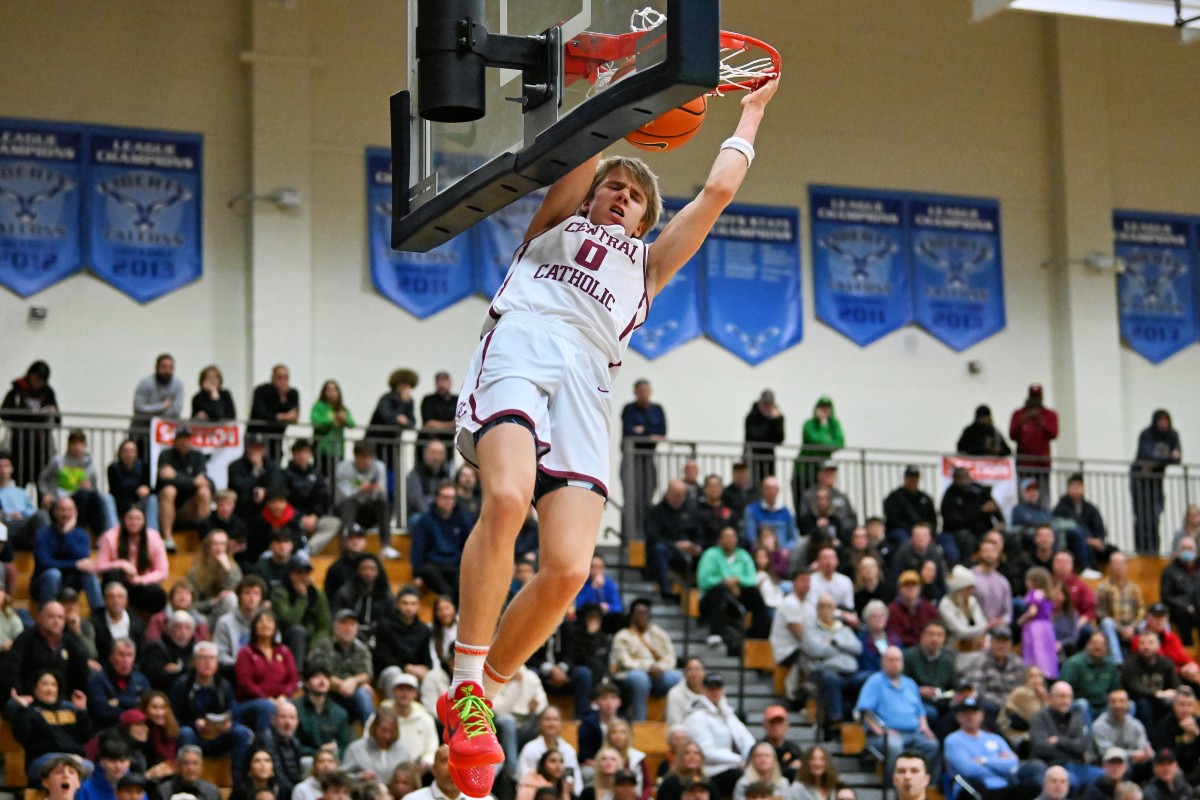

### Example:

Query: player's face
xmin=892 ymin=757 xmax=929 ymax=799
xmin=586 ymin=167 xmax=649 ymax=237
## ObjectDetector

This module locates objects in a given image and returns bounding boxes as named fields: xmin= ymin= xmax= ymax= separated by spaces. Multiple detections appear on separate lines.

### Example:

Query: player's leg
xmin=456 ymin=423 xmax=539 ymax=653
xmin=486 ymin=485 xmax=603 ymax=674
xmin=439 ymin=421 xmax=537 ymax=796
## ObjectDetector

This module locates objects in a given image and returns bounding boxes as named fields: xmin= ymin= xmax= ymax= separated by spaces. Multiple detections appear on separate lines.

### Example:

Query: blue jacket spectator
xmin=33 ymin=497 xmax=102 ymax=609
xmin=944 ymin=698 xmax=1045 ymax=799
xmin=86 ymin=638 xmax=150 ymax=728
xmin=575 ymin=557 xmax=624 ymax=616
xmin=410 ymin=500 xmax=472 ymax=571
xmin=742 ymin=477 xmax=795 ymax=550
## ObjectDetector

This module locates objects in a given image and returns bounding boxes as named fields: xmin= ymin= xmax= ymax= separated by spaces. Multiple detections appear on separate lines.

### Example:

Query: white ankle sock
xmin=450 ymin=642 xmax=490 ymax=693
xmin=482 ymin=661 xmax=511 ymax=699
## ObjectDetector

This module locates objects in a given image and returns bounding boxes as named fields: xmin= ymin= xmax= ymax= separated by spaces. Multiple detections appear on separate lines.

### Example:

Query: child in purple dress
xmin=1018 ymin=566 xmax=1058 ymax=678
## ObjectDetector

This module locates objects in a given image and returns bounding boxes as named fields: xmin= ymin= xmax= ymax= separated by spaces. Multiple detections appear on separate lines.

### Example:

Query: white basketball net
xmin=629 ymin=7 xmax=777 ymax=95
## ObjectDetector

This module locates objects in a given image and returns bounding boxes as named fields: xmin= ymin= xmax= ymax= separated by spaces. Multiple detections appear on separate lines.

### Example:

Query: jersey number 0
xmin=574 ymin=240 xmax=608 ymax=272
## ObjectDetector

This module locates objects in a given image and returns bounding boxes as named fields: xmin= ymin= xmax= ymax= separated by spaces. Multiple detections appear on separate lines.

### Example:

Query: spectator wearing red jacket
xmin=1009 ymin=384 xmax=1058 ymax=477
xmin=234 ymin=607 xmax=298 ymax=734
xmin=887 ymin=571 xmax=939 ymax=647
xmin=1136 ymin=603 xmax=1200 ymax=687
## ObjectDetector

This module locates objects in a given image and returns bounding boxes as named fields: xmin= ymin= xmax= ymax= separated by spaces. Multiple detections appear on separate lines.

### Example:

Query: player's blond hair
xmin=582 ymin=156 xmax=663 ymax=237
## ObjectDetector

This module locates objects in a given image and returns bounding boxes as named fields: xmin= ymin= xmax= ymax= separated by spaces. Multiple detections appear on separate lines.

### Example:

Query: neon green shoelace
xmin=454 ymin=689 xmax=496 ymax=738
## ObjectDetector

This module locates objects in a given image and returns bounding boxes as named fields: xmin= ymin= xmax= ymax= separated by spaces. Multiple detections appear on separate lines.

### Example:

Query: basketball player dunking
xmin=438 ymin=77 xmax=780 ymax=798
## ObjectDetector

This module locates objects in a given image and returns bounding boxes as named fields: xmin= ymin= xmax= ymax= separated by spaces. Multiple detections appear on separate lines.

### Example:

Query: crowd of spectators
xmin=1 ymin=359 xmax=1197 ymax=800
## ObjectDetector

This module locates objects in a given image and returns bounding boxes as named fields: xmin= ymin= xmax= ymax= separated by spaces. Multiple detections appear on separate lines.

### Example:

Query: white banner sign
xmin=149 ymin=417 xmax=244 ymax=490
xmin=937 ymin=454 xmax=1018 ymax=526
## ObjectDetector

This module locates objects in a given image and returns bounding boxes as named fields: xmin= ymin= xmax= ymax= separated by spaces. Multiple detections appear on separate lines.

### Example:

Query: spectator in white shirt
xmin=769 ymin=567 xmax=815 ymax=702
xmin=805 ymin=546 xmax=857 ymax=627
xmin=492 ymin=665 xmax=550 ymax=779
xmin=516 ymin=706 xmax=582 ymax=794
xmin=666 ymin=658 xmax=705 ymax=727
xmin=405 ymin=745 xmax=496 ymax=800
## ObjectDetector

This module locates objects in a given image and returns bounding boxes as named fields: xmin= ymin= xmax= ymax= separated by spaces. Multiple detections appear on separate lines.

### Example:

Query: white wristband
xmin=721 ymin=136 xmax=755 ymax=166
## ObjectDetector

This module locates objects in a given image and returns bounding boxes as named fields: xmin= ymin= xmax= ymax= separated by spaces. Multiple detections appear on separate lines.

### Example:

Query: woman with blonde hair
xmin=998 ymin=665 xmax=1049 ymax=757
xmin=579 ymin=747 xmax=623 ymax=800
xmin=1172 ymin=504 xmax=1200 ymax=550
xmin=657 ymin=740 xmax=705 ymax=800
xmin=188 ymin=528 xmax=243 ymax=628
xmin=604 ymin=719 xmax=650 ymax=800
xmin=790 ymin=745 xmax=838 ymax=800
xmin=733 ymin=743 xmax=788 ymax=800
xmin=938 ymin=564 xmax=990 ymax=672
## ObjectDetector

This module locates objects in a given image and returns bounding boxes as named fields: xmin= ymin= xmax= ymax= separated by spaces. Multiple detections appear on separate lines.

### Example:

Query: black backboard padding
xmin=392 ymin=0 xmax=720 ymax=253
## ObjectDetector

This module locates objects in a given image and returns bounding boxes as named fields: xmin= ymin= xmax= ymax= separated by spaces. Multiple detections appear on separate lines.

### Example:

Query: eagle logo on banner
xmin=0 ymin=163 xmax=74 ymax=228
xmin=819 ymin=227 xmax=898 ymax=286
xmin=1121 ymin=250 xmax=1188 ymax=313
xmin=97 ymin=172 xmax=191 ymax=241
xmin=915 ymin=235 xmax=994 ymax=291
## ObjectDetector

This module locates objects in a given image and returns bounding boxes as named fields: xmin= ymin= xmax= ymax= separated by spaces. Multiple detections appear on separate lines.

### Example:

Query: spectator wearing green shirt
xmin=1060 ymin=630 xmax=1121 ymax=725
xmin=311 ymin=380 xmax=356 ymax=479
xmin=295 ymin=661 xmax=353 ymax=759
xmin=697 ymin=527 xmax=770 ymax=653
xmin=794 ymin=396 xmax=845 ymax=495
xmin=902 ymin=621 xmax=957 ymax=724
xmin=270 ymin=557 xmax=331 ymax=670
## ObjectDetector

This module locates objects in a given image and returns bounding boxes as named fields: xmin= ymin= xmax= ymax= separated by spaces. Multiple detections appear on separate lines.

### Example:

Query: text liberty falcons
xmin=530 ymin=220 xmax=643 ymax=312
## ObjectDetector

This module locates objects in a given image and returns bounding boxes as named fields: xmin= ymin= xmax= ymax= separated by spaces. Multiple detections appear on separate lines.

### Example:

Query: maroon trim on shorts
xmin=473 ymin=329 xmax=496 ymax=390
xmin=468 ymin=398 xmax=551 ymax=456
xmin=537 ymin=464 xmax=609 ymax=500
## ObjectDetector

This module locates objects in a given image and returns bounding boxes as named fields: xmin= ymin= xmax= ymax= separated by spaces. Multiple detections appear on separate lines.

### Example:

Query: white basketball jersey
xmin=484 ymin=215 xmax=651 ymax=363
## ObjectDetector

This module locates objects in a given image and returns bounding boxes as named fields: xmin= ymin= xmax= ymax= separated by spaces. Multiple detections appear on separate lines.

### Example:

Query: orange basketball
xmin=624 ymin=95 xmax=707 ymax=152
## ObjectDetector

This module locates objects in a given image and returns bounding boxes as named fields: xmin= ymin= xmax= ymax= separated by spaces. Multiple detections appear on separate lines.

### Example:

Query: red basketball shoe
xmin=437 ymin=682 xmax=503 ymax=798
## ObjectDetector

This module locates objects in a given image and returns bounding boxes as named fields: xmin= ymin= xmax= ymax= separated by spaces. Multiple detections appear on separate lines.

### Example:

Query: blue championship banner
xmin=477 ymin=191 xmax=541 ymax=298
xmin=630 ymin=199 xmax=702 ymax=359
xmin=910 ymin=194 xmax=1005 ymax=351
xmin=809 ymin=186 xmax=911 ymax=346
xmin=366 ymin=148 xmax=475 ymax=318
xmin=87 ymin=126 xmax=203 ymax=302
xmin=702 ymin=203 xmax=803 ymax=365
xmin=0 ymin=119 xmax=85 ymax=296
xmin=1114 ymin=211 xmax=1200 ymax=364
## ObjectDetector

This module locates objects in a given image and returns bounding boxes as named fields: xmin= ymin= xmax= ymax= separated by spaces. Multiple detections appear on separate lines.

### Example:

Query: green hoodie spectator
xmin=796 ymin=396 xmax=845 ymax=490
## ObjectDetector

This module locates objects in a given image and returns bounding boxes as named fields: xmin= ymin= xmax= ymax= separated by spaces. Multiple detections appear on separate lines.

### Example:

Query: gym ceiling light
xmin=973 ymin=0 xmax=1200 ymax=43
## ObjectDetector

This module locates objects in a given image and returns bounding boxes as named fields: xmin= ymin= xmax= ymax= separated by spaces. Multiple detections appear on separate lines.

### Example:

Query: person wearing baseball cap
xmin=761 ymin=704 xmax=802 ymax=780
xmin=745 ymin=389 xmax=784 ymax=487
xmin=944 ymin=694 xmax=1044 ymax=799
xmin=156 ymin=419 xmax=213 ymax=551
xmin=683 ymin=672 xmax=756 ymax=799
xmin=271 ymin=552 xmax=326 ymax=671
xmin=1136 ymin=604 xmax=1200 ymax=685
xmin=1009 ymin=383 xmax=1058 ymax=477
xmin=609 ymin=768 xmax=639 ymax=800
xmin=795 ymin=395 xmax=841 ymax=495
xmin=1144 ymin=748 xmax=1190 ymax=800
xmin=962 ymin=624 xmax=1024 ymax=731
xmin=882 ymin=465 xmax=937 ymax=550
xmin=1087 ymin=747 xmax=1129 ymax=799
xmin=888 ymin=569 xmax=939 ymax=647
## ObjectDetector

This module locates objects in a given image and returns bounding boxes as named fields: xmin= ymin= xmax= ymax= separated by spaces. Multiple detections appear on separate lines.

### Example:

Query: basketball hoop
xmin=565 ymin=7 xmax=780 ymax=96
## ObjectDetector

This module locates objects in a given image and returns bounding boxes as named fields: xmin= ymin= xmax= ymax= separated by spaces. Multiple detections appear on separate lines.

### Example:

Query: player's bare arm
xmin=647 ymin=77 xmax=779 ymax=297
xmin=524 ymin=153 xmax=604 ymax=240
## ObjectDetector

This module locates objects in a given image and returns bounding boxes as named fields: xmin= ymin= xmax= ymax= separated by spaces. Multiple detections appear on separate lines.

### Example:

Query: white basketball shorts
xmin=455 ymin=311 xmax=615 ymax=497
